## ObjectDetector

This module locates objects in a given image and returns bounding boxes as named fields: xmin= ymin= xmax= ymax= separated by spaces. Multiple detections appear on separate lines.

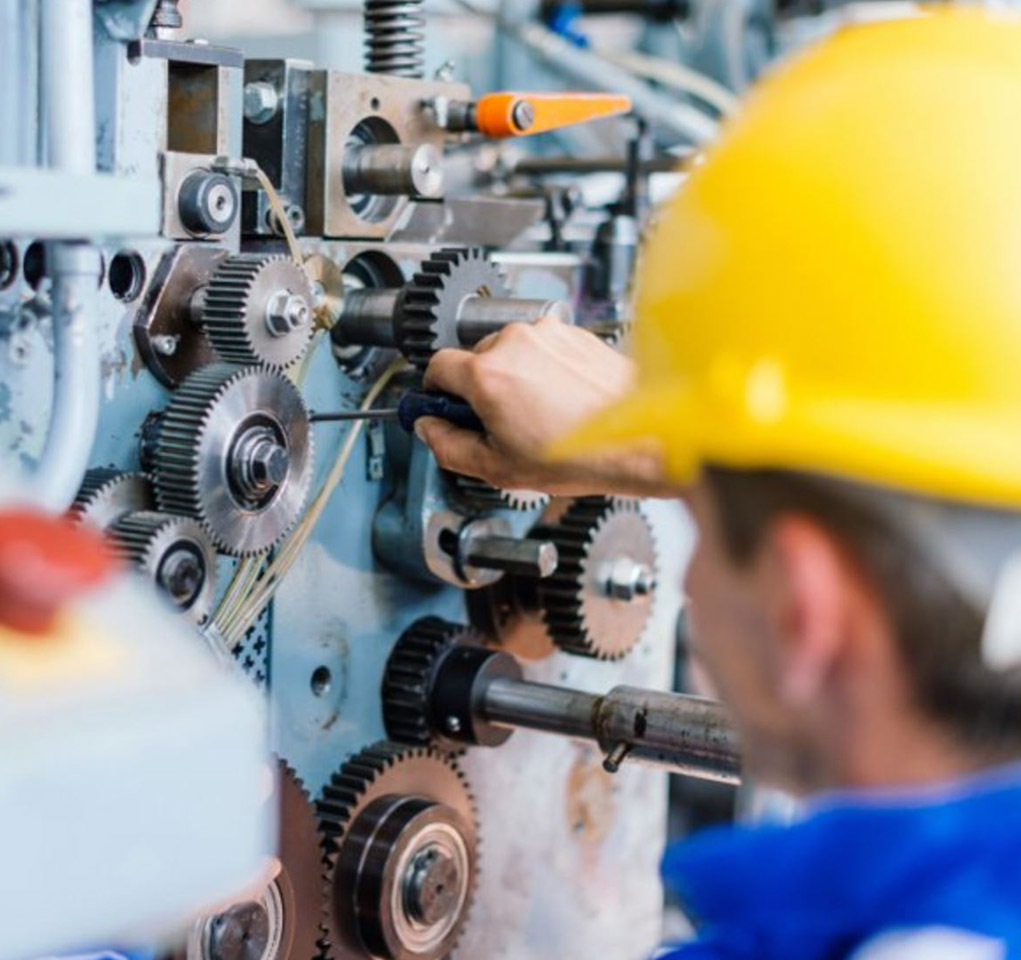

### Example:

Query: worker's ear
xmin=762 ymin=515 xmax=849 ymax=708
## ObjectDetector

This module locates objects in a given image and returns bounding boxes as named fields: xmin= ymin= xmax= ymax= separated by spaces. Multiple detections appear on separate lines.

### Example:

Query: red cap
xmin=0 ymin=509 xmax=117 ymax=634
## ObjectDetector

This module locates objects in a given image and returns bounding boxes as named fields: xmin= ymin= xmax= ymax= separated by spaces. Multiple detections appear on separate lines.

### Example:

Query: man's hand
xmin=417 ymin=314 xmax=671 ymax=497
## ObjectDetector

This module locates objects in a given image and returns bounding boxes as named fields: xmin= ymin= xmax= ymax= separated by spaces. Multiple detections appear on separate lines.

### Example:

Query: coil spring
xmin=364 ymin=0 xmax=426 ymax=79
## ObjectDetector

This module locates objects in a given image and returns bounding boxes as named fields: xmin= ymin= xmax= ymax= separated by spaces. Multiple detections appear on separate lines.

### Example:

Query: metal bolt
xmin=265 ymin=290 xmax=310 ymax=338
xmin=249 ymin=439 xmax=290 ymax=487
xmin=434 ymin=60 xmax=457 ymax=83
xmin=512 ymin=99 xmax=536 ymax=133
xmin=158 ymin=545 xmax=204 ymax=609
xmin=152 ymin=334 xmax=179 ymax=356
xmin=243 ymin=81 xmax=281 ymax=125
xmin=604 ymin=558 xmax=656 ymax=602
xmin=207 ymin=900 xmax=270 ymax=960
xmin=462 ymin=534 xmax=558 ymax=579
xmin=445 ymin=715 xmax=462 ymax=734
xmin=404 ymin=846 xmax=461 ymax=926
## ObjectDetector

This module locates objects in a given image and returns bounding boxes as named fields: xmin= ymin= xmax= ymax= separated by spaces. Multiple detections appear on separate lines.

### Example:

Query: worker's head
xmin=548 ymin=9 xmax=1021 ymax=792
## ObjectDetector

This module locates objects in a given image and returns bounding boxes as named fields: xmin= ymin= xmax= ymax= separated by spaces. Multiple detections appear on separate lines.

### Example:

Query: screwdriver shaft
xmin=310 ymin=409 xmax=399 ymax=423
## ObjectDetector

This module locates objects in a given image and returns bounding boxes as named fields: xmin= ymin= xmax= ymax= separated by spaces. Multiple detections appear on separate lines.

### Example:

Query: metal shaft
xmin=481 ymin=677 xmax=740 ymax=783
xmin=455 ymin=297 xmax=574 ymax=346
xmin=343 ymin=143 xmax=444 ymax=199
xmin=462 ymin=536 xmax=558 ymax=579
xmin=334 ymin=289 xmax=402 ymax=347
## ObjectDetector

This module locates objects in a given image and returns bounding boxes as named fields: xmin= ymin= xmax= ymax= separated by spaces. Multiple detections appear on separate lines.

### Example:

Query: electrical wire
xmin=214 ymin=355 xmax=408 ymax=648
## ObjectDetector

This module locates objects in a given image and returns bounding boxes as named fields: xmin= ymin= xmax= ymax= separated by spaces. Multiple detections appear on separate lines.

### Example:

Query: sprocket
xmin=537 ymin=497 xmax=658 ymax=660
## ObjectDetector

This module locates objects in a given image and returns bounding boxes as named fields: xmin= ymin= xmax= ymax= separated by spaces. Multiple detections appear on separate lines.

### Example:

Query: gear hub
xmin=152 ymin=363 xmax=314 ymax=557
xmin=317 ymin=742 xmax=478 ymax=960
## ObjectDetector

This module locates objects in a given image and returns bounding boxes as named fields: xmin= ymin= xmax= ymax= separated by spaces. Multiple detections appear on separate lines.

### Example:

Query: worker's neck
xmin=823 ymin=707 xmax=1012 ymax=794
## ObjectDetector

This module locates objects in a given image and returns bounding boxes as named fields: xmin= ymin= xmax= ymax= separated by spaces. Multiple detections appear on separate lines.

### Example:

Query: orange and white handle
xmin=471 ymin=92 xmax=632 ymax=138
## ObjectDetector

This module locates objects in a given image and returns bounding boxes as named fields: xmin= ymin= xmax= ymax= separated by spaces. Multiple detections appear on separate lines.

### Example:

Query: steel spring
xmin=364 ymin=0 xmax=426 ymax=79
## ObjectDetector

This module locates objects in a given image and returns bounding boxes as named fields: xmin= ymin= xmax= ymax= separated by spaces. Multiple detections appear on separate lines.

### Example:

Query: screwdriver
xmin=309 ymin=390 xmax=485 ymax=433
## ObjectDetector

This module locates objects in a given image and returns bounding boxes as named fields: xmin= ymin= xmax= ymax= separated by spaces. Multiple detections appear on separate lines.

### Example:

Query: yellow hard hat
xmin=551 ymin=8 xmax=1021 ymax=509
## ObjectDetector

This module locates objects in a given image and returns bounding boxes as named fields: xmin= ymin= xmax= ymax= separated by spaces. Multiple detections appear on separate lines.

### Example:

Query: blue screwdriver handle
xmin=397 ymin=391 xmax=485 ymax=433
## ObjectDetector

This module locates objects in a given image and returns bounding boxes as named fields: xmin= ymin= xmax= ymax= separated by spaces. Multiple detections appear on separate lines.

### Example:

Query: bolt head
xmin=265 ymin=291 xmax=310 ymax=337
xmin=445 ymin=715 xmax=462 ymax=734
xmin=512 ymin=99 xmax=536 ymax=132
xmin=244 ymin=82 xmax=280 ymax=125
xmin=250 ymin=442 xmax=290 ymax=486
xmin=405 ymin=846 xmax=461 ymax=925
xmin=158 ymin=546 xmax=204 ymax=609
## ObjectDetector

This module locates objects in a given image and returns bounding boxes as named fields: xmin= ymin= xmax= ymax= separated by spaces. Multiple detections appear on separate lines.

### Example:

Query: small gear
xmin=396 ymin=248 xmax=509 ymax=368
xmin=317 ymin=742 xmax=478 ymax=960
xmin=70 ymin=469 xmax=154 ymax=529
xmin=177 ymin=759 xmax=323 ymax=960
xmin=152 ymin=363 xmax=314 ymax=557
xmin=447 ymin=474 xmax=550 ymax=514
xmin=199 ymin=254 xmax=313 ymax=370
xmin=383 ymin=617 xmax=474 ymax=749
xmin=108 ymin=510 xmax=218 ymax=626
xmin=537 ymin=497 xmax=658 ymax=660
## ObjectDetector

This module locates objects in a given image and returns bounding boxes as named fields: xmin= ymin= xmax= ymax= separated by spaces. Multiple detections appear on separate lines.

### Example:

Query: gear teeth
xmin=152 ymin=363 xmax=314 ymax=557
xmin=200 ymin=254 xmax=312 ymax=370
xmin=397 ymin=247 xmax=508 ymax=368
xmin=154 ymin=363 xmax=244 ymax=526
xmin=448 ymin=474 xmax=551 ymax=513
xmin=383 ymin=617 xmax=470 ymax=747
xmin=538 ymin=497 xmax=655 ymax=661
xmin=70 ymin=469 xmax=154 ymax=529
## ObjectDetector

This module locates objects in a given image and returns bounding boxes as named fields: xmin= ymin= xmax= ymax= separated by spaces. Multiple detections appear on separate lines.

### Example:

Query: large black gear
xmin=317 ymin=742 xmax=478 ymax=960
xmin=382 ymin=617 xmax=473 ymax=749
xmin=200 ymin=254 xmax=313 ymax=370
xmin=152 ymin=363 xmax=314 ymax=557
xmin=537 ymin=497 xmax=658 ymax=661
xmin=396 ymin=248 xmax=509 ymax=368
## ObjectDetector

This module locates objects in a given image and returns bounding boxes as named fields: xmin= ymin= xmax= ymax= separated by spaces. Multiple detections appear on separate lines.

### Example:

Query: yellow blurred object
xmin=550 ymin=8 xmax=1021 ymax=508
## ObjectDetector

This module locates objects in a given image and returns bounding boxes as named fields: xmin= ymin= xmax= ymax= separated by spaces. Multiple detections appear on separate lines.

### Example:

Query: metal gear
xmin=108 ymin=510 xmax=218 ymax=626
xmin=537 ymin=497 xmax=658 ymax=660
xmin=317 ymin=743 xmax=478 ymax=960
xmin=396 ymin=248 xmax=509 ymax=368
xmin=69 ymin=468 xmax=154 ymax=529
xmin=178 ymin=759 xmax=323 ymax=960
xmin=382 ymin=617 xmax=474 ymax=749
xmin=447 ymin=474 xmax=550 ymax=514
xmin=152 ymin=363 xmax=314 ymax=557
xmin=199 ymin=254 xmax=314 ymax=370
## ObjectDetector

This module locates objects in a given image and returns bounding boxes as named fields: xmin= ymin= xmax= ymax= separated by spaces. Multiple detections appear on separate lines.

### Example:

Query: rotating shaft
xmin=383 ymin=622 xmax=741 ymax=783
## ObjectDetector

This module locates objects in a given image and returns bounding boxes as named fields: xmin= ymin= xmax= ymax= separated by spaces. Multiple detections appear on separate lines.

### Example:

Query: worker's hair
xmin=705 ymin=466 xmax=1021 ymax=750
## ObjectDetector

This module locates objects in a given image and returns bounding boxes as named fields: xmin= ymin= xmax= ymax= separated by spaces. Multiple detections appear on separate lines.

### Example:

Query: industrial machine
xmin=0 ymin=2 xmax=740 ymax=959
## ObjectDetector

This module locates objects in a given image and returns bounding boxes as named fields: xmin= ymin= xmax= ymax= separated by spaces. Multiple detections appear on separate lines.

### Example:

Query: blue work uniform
xmin=660 ymin=766 xmax=1021 ymax=960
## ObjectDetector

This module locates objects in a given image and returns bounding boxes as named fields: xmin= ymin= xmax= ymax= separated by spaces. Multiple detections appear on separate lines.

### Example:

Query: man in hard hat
xmin=416 ymin=9 xmax=1021 ymax=959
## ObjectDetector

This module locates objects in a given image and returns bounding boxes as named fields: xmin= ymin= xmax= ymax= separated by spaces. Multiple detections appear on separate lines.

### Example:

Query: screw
xmin=404 ymin=846 xmax=461 ymax=926
xmin=152 ymin=334 xmax=179 ymax=356
xmin=158 ymin=545 xmax=204 ymax=609
xmin=265 ymin=290 xmax=310 ymax=338
xmin=207 ymin=900 xmax=270 ymax=960
xmin=244 ymin=81 xmax=281 ymax=125
xmin=512 ymin=99 xmax=536 ymax=133
xmin=434 ymin=60 xmax=457 ymax=83
xmin=445 ymin=715 xmax=462 ymax=734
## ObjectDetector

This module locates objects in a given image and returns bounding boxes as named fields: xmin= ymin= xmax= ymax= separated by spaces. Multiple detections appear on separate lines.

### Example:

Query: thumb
xmin=414 ymin=416 xmax=497 ymax=479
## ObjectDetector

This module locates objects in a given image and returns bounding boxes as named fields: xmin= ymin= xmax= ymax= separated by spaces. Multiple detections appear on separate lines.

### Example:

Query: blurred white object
xmin=0 ymin=540 xmax=271 ymax=960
